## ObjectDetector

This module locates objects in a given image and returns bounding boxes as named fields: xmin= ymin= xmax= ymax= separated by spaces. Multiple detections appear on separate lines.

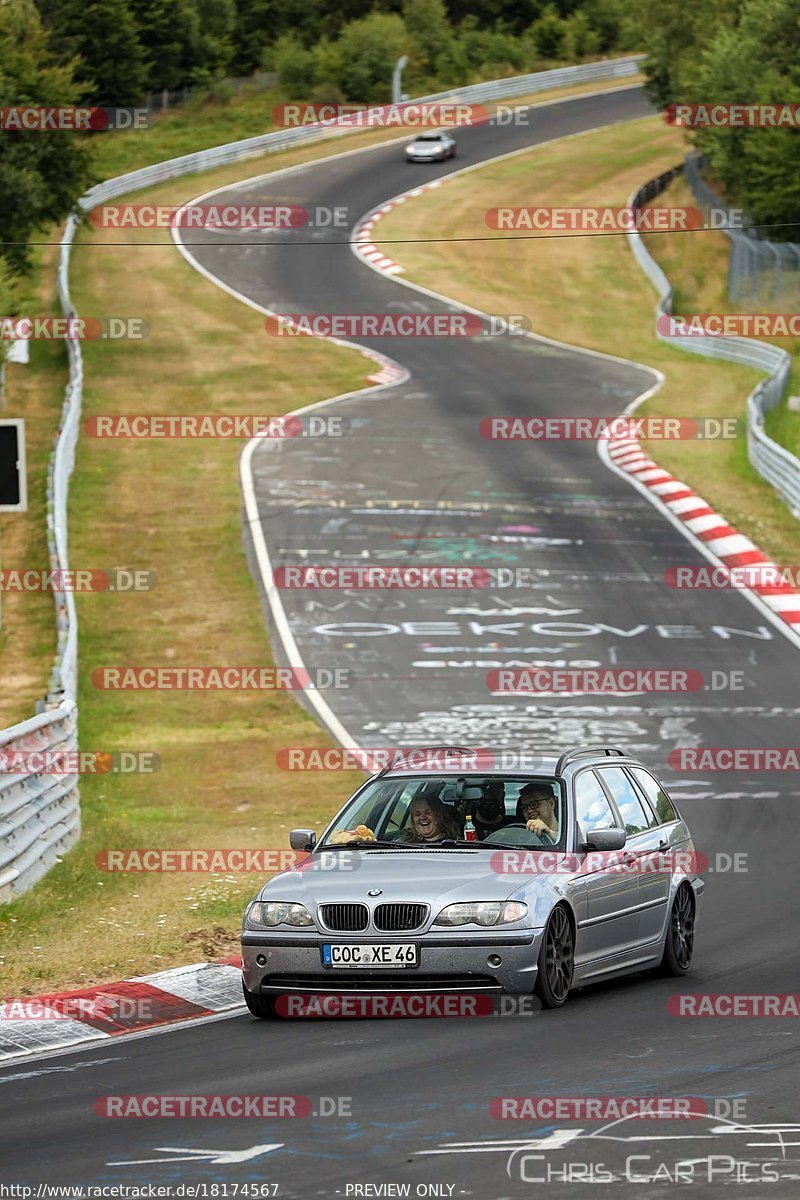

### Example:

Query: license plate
xmin=321 ymin=943 xmax=418 ymax=968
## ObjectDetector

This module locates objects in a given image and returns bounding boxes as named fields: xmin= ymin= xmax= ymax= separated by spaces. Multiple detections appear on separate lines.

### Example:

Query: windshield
xmin=415 ymin=132 xmax=444 ymax=141
xmin=320 ymin=775 xmax=566 ymax=851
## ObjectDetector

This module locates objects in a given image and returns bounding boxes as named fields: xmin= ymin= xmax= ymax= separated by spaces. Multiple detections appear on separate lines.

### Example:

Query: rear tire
xmin=242 ymin=982 xmax=278 ymax=1019
xmin=534 ymin=904 xmax=574 ymax=1008
xmin=658 ymin=883 xmax=695 ymax=976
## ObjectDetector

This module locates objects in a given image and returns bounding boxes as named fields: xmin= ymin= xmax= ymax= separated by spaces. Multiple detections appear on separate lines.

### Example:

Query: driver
xmin=516 ymin=783 xmax=559 ymax=841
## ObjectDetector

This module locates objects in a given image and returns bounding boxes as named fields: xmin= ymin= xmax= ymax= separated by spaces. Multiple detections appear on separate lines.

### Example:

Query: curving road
xmin=2 ymin=86 xmax=799 ymax=1198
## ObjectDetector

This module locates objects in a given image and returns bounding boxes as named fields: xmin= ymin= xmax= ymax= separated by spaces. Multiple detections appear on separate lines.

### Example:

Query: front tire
xmin=659 ymin=883 xmax=695 ymax=976
xmin=242 ymin=982 xmax=278 ymax=1019
xmin=534 ymin=905 xmax=574 ymax=1008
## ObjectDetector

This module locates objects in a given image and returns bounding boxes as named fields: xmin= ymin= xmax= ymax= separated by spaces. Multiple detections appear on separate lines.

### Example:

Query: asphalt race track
xmin=2 ymin=86 xmax=799 ymax=1198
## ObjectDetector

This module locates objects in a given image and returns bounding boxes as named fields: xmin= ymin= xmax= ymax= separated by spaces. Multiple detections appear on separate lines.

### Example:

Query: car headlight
xmin=433 ymin=901 xmax=528 ymax=927
xmin=246 ymin=901 xmax=314 ymax=928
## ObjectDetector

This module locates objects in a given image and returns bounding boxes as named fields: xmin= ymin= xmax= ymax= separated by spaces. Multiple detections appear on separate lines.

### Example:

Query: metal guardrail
xmin=0 ymin=55 xmax=644 ymax=901
xmin=628 ymin=167 xmax=800 ymax=518
xmin=684 ymin=152 xmax=800 ymax=305
xmin=0 ymin=703 xmax=79 ymax=902
xmin=0 ymin=217 xmax=83 ymax=904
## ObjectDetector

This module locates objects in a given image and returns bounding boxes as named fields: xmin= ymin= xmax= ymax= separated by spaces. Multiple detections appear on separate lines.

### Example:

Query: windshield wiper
xmin=318 ymin=839 xmax=410 ymax=850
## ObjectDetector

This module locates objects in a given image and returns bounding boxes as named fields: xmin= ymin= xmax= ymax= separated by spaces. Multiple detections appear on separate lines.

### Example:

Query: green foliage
xmin=129 ymin=0 xmax=199 ymax=92
xmin=0 ymin=259 xmax=20 ymax=362
xmin=0 ymin=0 xmax=94 ymax=272
xmin=529 ymin=5 xmax=568 ymax=59
xmin=639 ymin=0 xmax=800 ymax=237
xmin=190 ymin=0 xmax=236 ymax=87
xmin=563 ymin=11 xmax=600 ymax=59
xmin=38 ymin=0 xmax=148 ymax=104
xmin=403 ymin=0 xmax=453 ymax=82
xmin=326 ymin=13 xmax=407 ymax=102
xmin=273 ymin=33 xmax=317 ymax=94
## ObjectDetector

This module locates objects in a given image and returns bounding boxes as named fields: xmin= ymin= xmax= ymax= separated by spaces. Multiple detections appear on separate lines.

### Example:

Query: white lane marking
xmin=109 ymin=1144 xmax=283 ymax=1167
xmin=419 ymin=1130 xmax=585 ymax=1155
xmin=0 ymin=1056 xmax=118 ymax=1083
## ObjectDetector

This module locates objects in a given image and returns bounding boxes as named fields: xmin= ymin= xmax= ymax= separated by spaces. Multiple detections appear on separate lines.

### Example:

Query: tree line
xmin=1 ymin=0 xmax=798 ymax=305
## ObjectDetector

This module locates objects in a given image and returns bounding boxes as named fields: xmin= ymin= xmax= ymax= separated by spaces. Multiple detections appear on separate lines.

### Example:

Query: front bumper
xmin=242 ymin=930 xmax=542 ymax=995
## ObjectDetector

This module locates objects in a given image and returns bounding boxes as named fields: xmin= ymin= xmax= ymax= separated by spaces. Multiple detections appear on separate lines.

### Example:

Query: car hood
xmin=259 ymin=848 xmax=556 ymax=905
xmin=407 ymin=141 xmax=442 ymax=152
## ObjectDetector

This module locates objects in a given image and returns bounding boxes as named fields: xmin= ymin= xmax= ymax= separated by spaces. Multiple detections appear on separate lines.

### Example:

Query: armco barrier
xmin=0 ymin=703 xmax=79 ymax=902
xmin=0 ymin=56 xmax=643 ymax=901
xmin=628 ymin=168 xmax=800 ymax=518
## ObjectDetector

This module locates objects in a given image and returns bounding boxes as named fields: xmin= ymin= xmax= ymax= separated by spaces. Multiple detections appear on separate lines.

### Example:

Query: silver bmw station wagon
xmin=241 ymin=745 xmax=703 ymax=1017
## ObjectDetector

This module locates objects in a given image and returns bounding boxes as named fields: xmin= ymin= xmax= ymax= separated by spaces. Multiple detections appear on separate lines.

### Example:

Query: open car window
xmin=319 ymin=775 xmax=565 ymax=850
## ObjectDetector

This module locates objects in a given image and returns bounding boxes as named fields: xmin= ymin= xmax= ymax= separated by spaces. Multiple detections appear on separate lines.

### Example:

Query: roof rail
xmin=555 ymin=745 xmax=627 ymax=776
xmin=375 ymin=745 xmax=481 ymax=779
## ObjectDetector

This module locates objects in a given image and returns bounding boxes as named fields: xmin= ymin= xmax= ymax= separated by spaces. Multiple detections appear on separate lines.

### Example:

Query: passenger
xmin=400 ymin=794 xmax=462 ymax=843
xmin=473 ymin=780 xmax=510 ymax=841
xmin=516 ymin=783 xmax=559 ymax=841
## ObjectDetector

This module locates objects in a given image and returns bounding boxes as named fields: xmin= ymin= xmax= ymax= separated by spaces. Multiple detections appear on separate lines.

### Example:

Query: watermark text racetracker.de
xmin=0 ymin=106 xmax=150 ymax=131
xmin=669 ymin=994 xmax=800 ymax=1017
xmin=668 ymin=747 xmax=800 ymax=770
xmin=665 ymin=102 xmax=800 ymax=127
xmin=489 ymin=849 xmax=747 ymax=876
xmin=90 ymin=667 xmax=350 ymax=690
xmin=659 ymin=313 xmax=800 ymax=338
xmin=0 ymin=996 xmax=158 ymax=1022
xmin=480 ymin=415 xmax=738 ymax=440
xmin=95 ymin=1094 xmax=351 ymax=1117
xmin=271 ymin=993 xmax=544 ymax=1018
xmin=0 ymin=750 xmax=159 ymax=775
xmin=83 ymin=414 xmax=347 ymax=438
xmin=0 ymin=568 xmax=155 ymax=592
xmin=486 ymin=667 xmax=746 ymax=694
xmin=89 ymin=204 xmax=347 ymax=231
xmin=485 ymin=206 xmax=705 ymax=231
xmin=264 ymin=314 xmax=531 ymax=338
xmin=94 ymin=848 xmax=357 ymax=872
xmin=271 ymin=100 xmax=534 ymax=128
xmin=665 ymin=564 xmax=800 ymax=590
xmin=0 ymin=317 xmax=147 ymax=340
xmin=491 ymin=1096 xmax=748 ymax=1120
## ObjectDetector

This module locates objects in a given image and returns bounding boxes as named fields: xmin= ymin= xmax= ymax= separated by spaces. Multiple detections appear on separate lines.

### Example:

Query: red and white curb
xmin=353 ymin=180 xmax=445 ymax=275
xmin=362 ymin=349 xmax=407 ymax=385
xmin=605 ymin=437 xmax=800 ymax=626
xmin=0 ymin=956 xmax=243 ymax=1062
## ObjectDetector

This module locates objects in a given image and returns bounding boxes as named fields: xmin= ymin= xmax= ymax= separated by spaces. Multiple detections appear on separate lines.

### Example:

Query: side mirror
xmin=290 ymin=828 xmax=316 ymax=852
xmin=582 ymin=827 xmax=626 ymax=852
